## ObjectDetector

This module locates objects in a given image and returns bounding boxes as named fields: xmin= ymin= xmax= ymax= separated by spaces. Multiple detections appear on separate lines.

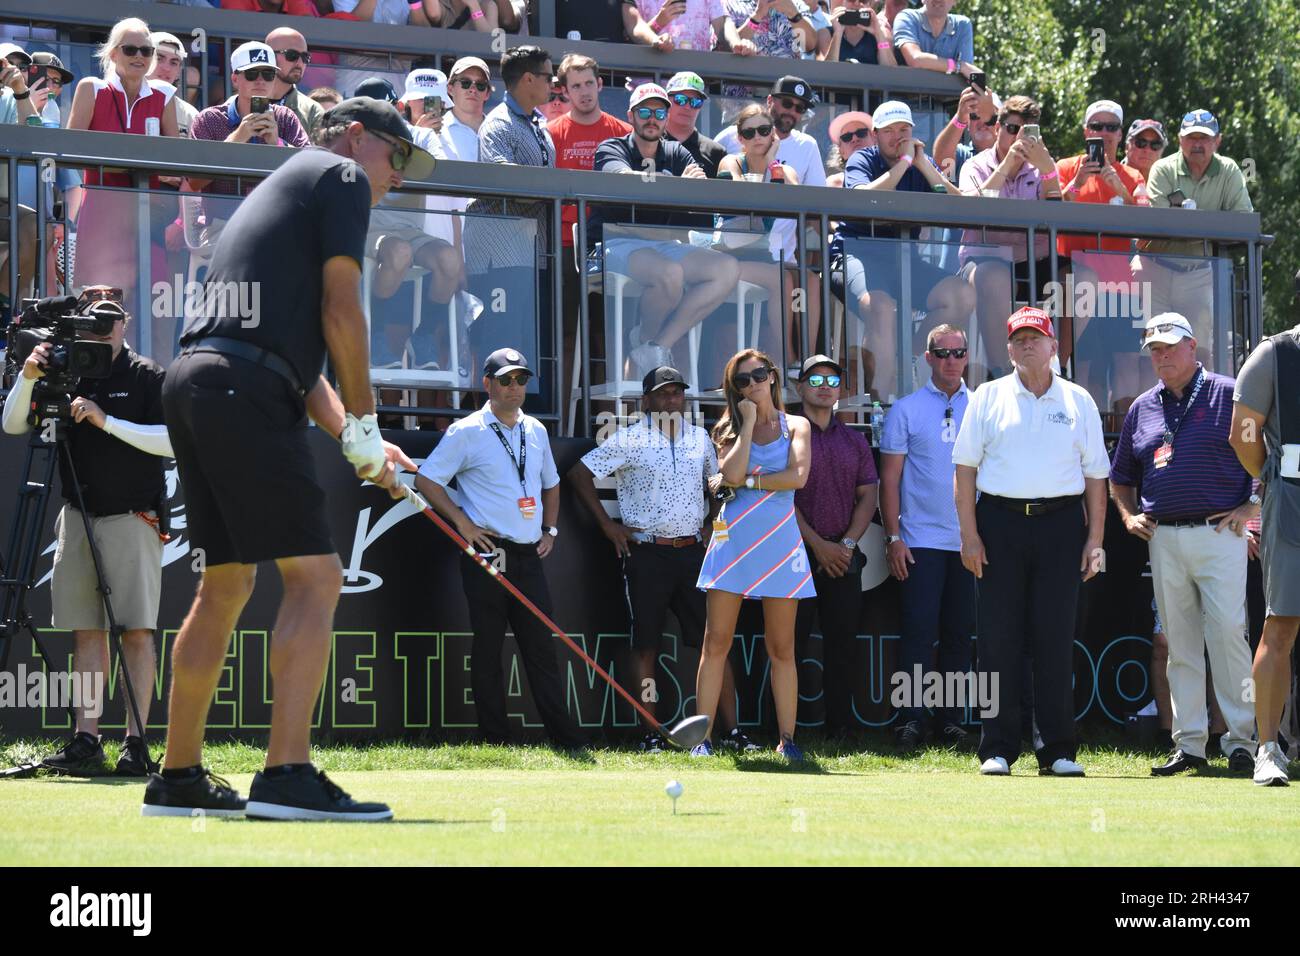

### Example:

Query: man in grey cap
xmin=146 ymin=97 xmax=431 ymax=822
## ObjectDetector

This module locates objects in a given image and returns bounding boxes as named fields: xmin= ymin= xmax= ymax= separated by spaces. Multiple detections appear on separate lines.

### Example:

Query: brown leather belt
xmin=646 ymin=535 xmax=701 ymax=548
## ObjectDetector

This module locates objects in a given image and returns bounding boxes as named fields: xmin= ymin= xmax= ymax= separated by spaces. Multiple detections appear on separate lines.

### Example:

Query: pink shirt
xmin=957 ymin=145 xmax=1051 ymax=263
xmin=635 ymin=0 xmax=725 ymax=50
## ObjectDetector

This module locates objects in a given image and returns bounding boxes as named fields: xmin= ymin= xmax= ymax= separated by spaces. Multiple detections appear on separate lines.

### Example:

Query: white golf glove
xmin=341 ymin=412 xmax=386 ymax=479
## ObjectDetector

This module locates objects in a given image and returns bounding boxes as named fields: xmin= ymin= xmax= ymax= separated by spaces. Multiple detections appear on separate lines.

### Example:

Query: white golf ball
xmin=665 ymin=780 xmax=684 ymax=799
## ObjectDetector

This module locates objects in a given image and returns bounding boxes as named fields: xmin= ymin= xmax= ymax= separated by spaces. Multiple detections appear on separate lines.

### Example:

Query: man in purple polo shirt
xmin=1109 ymin=312 xmax=1260 ymax=777
xmin=185 ymin=42 xmax=310 ymax=246
xmin=880 ymin=323 xmax=975 ymax=750
xmin=792 ymin=354 xmax=878 ymax=739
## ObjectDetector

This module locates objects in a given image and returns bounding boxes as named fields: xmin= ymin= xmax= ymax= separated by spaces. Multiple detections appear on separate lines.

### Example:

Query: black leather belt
xmin=179 ymin=336 xmax=306 ymax=395
xmin=1156 ymin=515 xmax=1217 ymax=528
xmin=983 ymin=494 xmax=1082 ymax=516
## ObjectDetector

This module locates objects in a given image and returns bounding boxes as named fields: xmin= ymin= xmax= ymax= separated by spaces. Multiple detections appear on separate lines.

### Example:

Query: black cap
xmin=351 ymin=77 xmax=398 ymax=103
xmin=771 ymin=75 xmax=814 ymax=105
xmin=322 ymin=96 xmax=437 ymax=179
xmin=28 ymin=51 xmax=73 ymax=85
xmin=642 ymin=365 xmax=687 ymax=393
xmin=799 ymin=354 xmax=843 ymax=380
xmin=483 ymin=347 xmax=530 ymax=378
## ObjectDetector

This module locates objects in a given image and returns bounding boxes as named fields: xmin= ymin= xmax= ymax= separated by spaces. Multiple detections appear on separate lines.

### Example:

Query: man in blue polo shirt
xmin=1109 ymin=313 xmax=1259 ymax=777
xmin=892 ymin=0 xmax=979 ymax=80
xmin=880 ymin=323 xmax=975 ymax=749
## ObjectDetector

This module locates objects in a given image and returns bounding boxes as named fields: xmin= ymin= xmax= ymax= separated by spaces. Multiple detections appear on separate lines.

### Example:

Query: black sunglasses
xmin=778 ymin=96 xmax=808 ymax=114
xmin=838 ymin=127 xmax=871 ymax=144
xmin=454 ymin=78 xmax=490 ymax=92
xmin=530 ymin=71 xmax=557 ymax=85
xmin=241 ymin=67 xmax=278 ymax=82
xmin=549 ymin=88 xmax=569 ymax=103
xmin=739 ymin=123 xmax=773 ymax=139
xmin=1087 ymin=121 xmax=1121 ymax=133
xmin=119 ymin=44 xmax=155 ymax=58
xmin=804 ymin=373 xmax=841 ymax=388
xmin=495 ymin=372 xmax=531 ymax=386
xmin=930 ymin=347 xmax=967 ymax=358
xmin=1131 ymin=137 xmax=1163 ymax=150
xmin=733 ymin=366 xmax=774 ymax=388
xmin=274 ymin=48 xmax=311 ymax=63
xmin=671 ymin=93 xmax=704 ymax=109
xmin=1000 ymin=122 xmax=1022 ymax=135
xmin=79 ymin=286 xmax=124 ymax=307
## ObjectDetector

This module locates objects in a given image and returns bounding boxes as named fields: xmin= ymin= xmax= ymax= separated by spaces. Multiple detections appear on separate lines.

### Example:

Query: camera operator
xmin=2 ymin=296 xmax=172 ymax=776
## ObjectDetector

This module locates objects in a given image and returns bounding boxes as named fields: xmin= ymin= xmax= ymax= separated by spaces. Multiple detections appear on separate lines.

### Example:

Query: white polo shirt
xmin=952 ymin=370 xmax=1110 ymax=498
xmin=419 ymin=405 xmax=559 ymax=544
xmin=580 ymin=416 xmax=718 ymax=538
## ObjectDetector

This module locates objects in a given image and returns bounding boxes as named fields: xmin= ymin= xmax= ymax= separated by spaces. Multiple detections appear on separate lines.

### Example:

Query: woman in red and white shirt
xmin=67 ymin=17 xmax=178 ymax=322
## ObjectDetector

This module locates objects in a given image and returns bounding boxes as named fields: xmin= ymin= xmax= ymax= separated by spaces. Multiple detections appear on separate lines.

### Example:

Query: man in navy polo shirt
xmin=1109 ymin=312 xmax=1259 ymax=777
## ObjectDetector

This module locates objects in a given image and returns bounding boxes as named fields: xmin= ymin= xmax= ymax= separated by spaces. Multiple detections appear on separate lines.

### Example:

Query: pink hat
xmin=829 ymin=111 xmax=873 ymax=143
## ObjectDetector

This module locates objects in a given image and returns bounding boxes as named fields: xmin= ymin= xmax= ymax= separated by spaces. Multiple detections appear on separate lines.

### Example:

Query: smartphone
xmin=714 ymin=484 xmax=736 ymax=503
xmin=423 ymin=95 xmax=444 ymax=117
xmin=839 ymin=10 xmax=865 ymax=25
xmin=1167 ymin=189 xmax=1186 ymax=207
xmin=969 ymin=71 xmax=986 ymax=93
xmin=249 ymin=95 xmax=269 ymax=114
xmin=1022 ymin=123 xmax=1040 ymax=141
xmin=1085 ymin=137 xmax=1105 ymax=167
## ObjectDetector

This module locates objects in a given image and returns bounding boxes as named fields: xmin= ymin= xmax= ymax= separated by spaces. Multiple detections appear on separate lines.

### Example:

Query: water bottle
xmin=870 ymin=401 xmax=884 ymax=448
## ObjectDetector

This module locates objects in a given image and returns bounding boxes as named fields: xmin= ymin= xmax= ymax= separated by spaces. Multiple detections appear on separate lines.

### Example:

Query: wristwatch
xmin=745 ymin=476 xmax=756 ymax=489
xmin=1249 ymin=493 xmax=1262 ymax=507
xmin=885 ymin=534 xmax=903 ymax=545
xmin=841 ymin=537 xmax=857 ymax=551
xmin=542 ymin=525 xmax=558 ymax=537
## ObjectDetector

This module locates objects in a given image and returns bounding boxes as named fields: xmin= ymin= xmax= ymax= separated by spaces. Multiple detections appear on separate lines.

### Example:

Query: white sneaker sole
xmin=1253 ymin=774 xmax=1289 ymax=787
xmin=244 ymin=800 xmax=394 ymax=822
xmin=141 ymin=804 xmax=246 ymax=818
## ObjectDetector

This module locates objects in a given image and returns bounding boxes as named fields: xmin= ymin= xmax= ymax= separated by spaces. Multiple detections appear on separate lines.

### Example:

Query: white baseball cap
xmin=448 ymin=56 xmax=490 ymax=81
xmin=629 ymin=82 xmax=670 ymax=110
xmin=1084 ymin=99 xmax=1124 ymax=125
xmin=1141 ymin=312 xmax=1195 ymax=348
xmin=871 ymin=100 xmax=913 ymax=130
xmin=150 ymin=32 xmax=188 ymax=57
xmin=400 ymin=67 xmax=447 ymax=104
xmin=231 ymin=41 xmax=275 ymax=72
xmin=0 ymin=42 xmax=31 ymax=66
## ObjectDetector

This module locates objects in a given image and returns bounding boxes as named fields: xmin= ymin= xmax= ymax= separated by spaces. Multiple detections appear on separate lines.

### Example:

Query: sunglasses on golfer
xmin=635 ymin=106 xmax=668 ymax=121
xmin=495 ymin=372 xmax=531 ymax=386
xmin=369 ymin=130 xmax=413 ymax=172
xmin=804 ymin=373 xmax=841 ymax=388
xmin=1131 ymin=137 xmax=1163 ymax=150
xmin=733 ymin=366 xmax=775 ymax=388
xmin=671 ymin=93 xmax=704 ymax=109
xmin=241 ymin=67 xmax=277 ymax=82
xmin=929 ymin=347 xmax=967 ymax=359
xmin=778 ymin=96 xmax=808 ymax=115
xmin=454 ymin=78 xmax=490 ymax=92
xmin=274 ymin=48 xmax=311 ymax=63
xmin=118 ymin=44 xmax=155 ymax=58
xmin=739 ymin=123 xmax=773 ymax=139
xmin=838 ymin=127 xmax=871 ymax=144
xmin=1087 ymin=121 xmax=1121 ymax=133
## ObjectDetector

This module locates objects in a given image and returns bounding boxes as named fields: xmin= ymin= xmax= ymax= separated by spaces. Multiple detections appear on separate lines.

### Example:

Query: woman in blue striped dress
xmin=695 ymin=349 xmax=814 ymax=762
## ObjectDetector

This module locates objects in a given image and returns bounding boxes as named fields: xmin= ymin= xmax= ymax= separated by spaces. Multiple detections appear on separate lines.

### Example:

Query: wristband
xmin=952 ymin=118 xmax=967 ymax=129
xmin=901 ymin=153 xmax=913 ymax=166
xmin=13 ymin=88 xmax=29 ymax=100
xmin=1040 ymin=169 xmax=1059 ymax=182
xmin=877 ymin=41 xmax=892 ymax=49
xmin=946 ymin=57 xmax=956 ymax=74
xmin=1066 ymin=183 xmax=1080 ymax=195
xmin=470 ymin=7 xmax=485 ymax=18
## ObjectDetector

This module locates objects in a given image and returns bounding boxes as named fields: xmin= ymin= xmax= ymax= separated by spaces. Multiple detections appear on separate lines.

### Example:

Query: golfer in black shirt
xmin=144 ymin=98 xmax=433 ymax=821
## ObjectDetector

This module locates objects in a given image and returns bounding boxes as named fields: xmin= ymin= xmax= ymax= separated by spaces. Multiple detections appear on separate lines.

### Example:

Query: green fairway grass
xmin=2 ymin=738 xmax=1295 ymax=866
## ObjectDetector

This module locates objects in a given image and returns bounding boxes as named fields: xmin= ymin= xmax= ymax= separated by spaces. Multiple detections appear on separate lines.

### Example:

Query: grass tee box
xmin=2 ymin=741 xmax=1295 ymax=867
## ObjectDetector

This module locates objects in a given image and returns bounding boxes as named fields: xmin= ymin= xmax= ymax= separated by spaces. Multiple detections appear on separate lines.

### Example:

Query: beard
xmin=773 ymin=112 xmax=797 ymax=135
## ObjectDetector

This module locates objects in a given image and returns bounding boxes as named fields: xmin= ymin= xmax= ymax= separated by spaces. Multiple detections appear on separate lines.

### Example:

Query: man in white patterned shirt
xmin=569 ymin=366 xmax=758 ymax=753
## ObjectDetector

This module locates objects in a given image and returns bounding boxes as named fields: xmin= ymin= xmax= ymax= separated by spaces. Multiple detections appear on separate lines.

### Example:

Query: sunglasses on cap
xmin=549 ymin=88 xmax=569 ymax=103
xmin=241 ymin=67 xmax=277 ymax=82
xmin=739 ymin=123 xmax=773 ymax=139
xmin=733 ymin=366 xmax=775 ymax=388
xmin=1141 ymin=323 xmax=1189 ymax=344
xmin=671 ymin=92 xmax=704 ymax=109
xmin=778 ymin=96 xmax=808 ymax=114
xmin=1131 ymin=137 xmax=1163 ymax=150
xmin=119 ymin=44 xmax=155 ymax=58
xmin=1087 ymin=121 xmax=1121 ymax=133
xmin=454 ymin=78 xmax=490 ymax=92
xmin=635 ymin=106 xmax=668 ymax=121
xmin=274 ymin=48 xmax=311 ymax=63
xmin=838 ymin=127 xmax=871 ymax=144
xmin=804 ymin=373 xmax=841 ymax=388
xmin=495 ymin=372 xmax=531 ymax=386
xmin=929 ymin=347 xmax=967 ymax=359
xmin=369 ymin=130 xmax=413 ymax=172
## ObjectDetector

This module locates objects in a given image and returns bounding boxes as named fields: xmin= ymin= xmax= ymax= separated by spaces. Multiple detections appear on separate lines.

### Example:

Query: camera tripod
xmin=1 ymin=418 xmax=153 ymax=777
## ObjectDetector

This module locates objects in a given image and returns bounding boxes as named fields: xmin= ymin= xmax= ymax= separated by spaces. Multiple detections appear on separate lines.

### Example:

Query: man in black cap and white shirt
xmin=569 ymin=366 xmax=758 ymax=752
xmin=416 ymin=347 xmax=583 ymax=749
xmin=716 ymin=75 xmax=827 ymax=188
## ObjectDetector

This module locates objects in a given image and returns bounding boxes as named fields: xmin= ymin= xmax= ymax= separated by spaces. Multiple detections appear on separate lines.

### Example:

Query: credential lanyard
xmin=489 ymin=421 xmax=527 ymax=493
xmin=1158 ymin=368 xmax=1205 ymax=446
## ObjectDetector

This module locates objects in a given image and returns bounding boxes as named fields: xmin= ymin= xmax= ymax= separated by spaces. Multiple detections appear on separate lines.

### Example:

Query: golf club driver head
xmin=663 ymin=714 xmax=709 ymax=750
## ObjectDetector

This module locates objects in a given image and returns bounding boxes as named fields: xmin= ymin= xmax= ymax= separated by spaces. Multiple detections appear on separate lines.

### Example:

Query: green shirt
xmin=278 ymin=85 xmax=324 ymax=141
xmin=1142 ymin=151 xmax=1253 ymax=255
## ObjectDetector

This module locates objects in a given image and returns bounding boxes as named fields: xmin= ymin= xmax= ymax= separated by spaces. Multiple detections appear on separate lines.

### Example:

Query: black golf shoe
xmin=142 ymin=767 xmax=247 ymax=818
xmin=41 ymin=732 xmax=107 ymax=776
xmin=246 ymin=765 xmax=393 ymax=821
xmin=115 ymin=736 xmax=160 ymax=777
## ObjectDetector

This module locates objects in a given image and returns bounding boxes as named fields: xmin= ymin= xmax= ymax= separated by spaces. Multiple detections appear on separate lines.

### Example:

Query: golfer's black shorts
xmin=622 ymin=541 xmax=706 ymax=652
xmin=163 ymin=350 xmax=333 ymax=566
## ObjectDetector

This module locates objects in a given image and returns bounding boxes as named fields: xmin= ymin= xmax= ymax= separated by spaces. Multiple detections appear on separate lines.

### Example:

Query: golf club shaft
xmin=400 ymin=483 xmax=665 ymax=733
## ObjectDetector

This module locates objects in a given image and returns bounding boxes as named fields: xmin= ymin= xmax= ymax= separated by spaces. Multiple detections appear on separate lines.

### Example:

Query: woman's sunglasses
xmin=454 ymin=78 xmax=490 ymax=92
xmin=495 ymin=372 xmax=531 ymax=386
xmin=929 ymin=347 xmax=967 ymax=358
xmin=733 ymin=366 xmax=774 ymax=388
xmin=804 ymin=373 xmax=841 ymax=388
xmin=274 ymin=48 xmax=311 ymax=63
xmin=119 ymin=44 xmax=155 ymax=58
xmin=241 ymin=67 xmax=278 ymax=82
xmin=635 ymin=106 xmax=668 ymax=121
xmin=838 ymin=127 xmax=871 ymax=144
xmin=738 ymin=123 xmax=773 ymax=139
xmin=671 ymin=93 xmax=704 ymax=109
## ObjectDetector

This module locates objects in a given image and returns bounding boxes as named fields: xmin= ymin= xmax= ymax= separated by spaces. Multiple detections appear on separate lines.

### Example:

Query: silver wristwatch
xmin=543 ymin=525 xmax=558 ymax=537
xmin=1249 ymin=493 xmax=1262 ymax=507
xmin=841 ymin=537 xmax=857 ymax=551
xmin=885 ymin=534 xmax=903 ymax=545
